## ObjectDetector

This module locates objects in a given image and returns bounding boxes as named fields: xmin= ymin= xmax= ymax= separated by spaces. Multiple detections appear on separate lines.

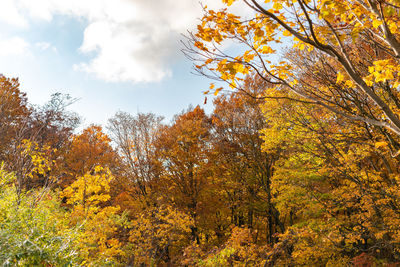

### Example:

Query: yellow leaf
xmin=214 ymin=87 xmax=222 ymax=96
xmin=282 ymin=30 xmax=291 ymax=36
xmin=255 ymin=29 xmax=264 ymax=38
xmin=336 ymin=72 xmax=344 ymax=83
xmin=205 ymin=58 xmax=213 ymax=64
xmin=375 ymin=141 xmax=388 ymax=148
xmin=261 ymin=46 xmax=274 ymax=54
xmin=273 ymin=2 xmax=283 ymax=10
xmin=388 ymin=21 xmax=398 ymax=32
xmin=223 ymin=0 xmax=235 ymax=6
xmin=372 ymin=19 xmax=382 ymax=29
xmin=243 ymin=52 xmax=255 ymax=62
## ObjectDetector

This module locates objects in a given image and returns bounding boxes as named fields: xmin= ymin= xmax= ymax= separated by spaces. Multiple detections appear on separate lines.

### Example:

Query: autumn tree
xmin=0 ymin=76 xmax=29 ymax=161
xmin=193 ymin=227 xmax=268 ymax=266
xmin=184 ymin=2 xmax=400 ymax=262
xmin=0 ymin=84 xmax=80 ymax=192
xmin=21 ymin=94 xmax=81 ymax=190
xmin=155 ymin=106 xmax=212 ymax=244
xmin=0 ymin=76 xmax=32 ymax=191
xmin=186 ymin=0 xmax=400 ymax=141
xmin=61 ymin=166 xmax=125 ymax=265
xmin=210 ymin=79 xmax=283 ymax=244
xmin=127 ymin=205 xmax=193 ymax=266
xmin=29 ymin=93 xmax=80 ymax=149
xmin=61 ymin=125 xmax=117 ymax=187
xmin=107 ymin=112 xmax=163 ymax=202
xmin=259 ymin=82 xmax=400 ymax=264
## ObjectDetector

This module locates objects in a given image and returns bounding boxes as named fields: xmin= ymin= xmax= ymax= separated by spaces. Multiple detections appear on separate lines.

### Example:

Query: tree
xmin=194 ymin=227 xmax=268 ymax=266
xmin=186 ymin=4 xmax=400 ymax=262
xmin=61 ymin=125 xmax=117 ymax=187
xmin=107 ymin=112 xmax=163 ymax=200
xmin=128 ymin=205 xmax=193 ymax=266
xmin=260 ymin=85 xmax=400 ymax=263
xmin=210 ymin=80 xmax=283 ymax=244
xmin=0 ymin=76 xmax=29 ymax=161
xmin=0 ymin=76 xmax=32 ymax=189
xmin=155 ymin=106 xmax=212 ymax=244
xmin=29 ymin=93 xmax=80 ymax=150
xmin=61 ymin=166 xmax=124 ymax=265
xmin=0 ymin=88 xmax=80 ymax=192
xmin=186 ymin=0 xmax=400 ymax=139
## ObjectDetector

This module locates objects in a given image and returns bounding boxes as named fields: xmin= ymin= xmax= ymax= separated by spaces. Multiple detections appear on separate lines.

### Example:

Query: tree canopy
xmin=2 ymin=0 xmax=400 ymax=265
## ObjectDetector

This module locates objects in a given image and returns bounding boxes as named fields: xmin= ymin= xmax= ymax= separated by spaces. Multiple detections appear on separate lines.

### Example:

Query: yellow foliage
xmin=128 ymin=205 xmax=193 ymax=266
xmin=61 ymin=166 xmax=124 ymax=265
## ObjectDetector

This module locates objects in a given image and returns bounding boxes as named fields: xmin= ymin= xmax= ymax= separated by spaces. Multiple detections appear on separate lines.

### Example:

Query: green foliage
xmin=199 ymin=247 xmax=235 ymax=267
xmin=0 ymin=166 xmax=80 ymax=266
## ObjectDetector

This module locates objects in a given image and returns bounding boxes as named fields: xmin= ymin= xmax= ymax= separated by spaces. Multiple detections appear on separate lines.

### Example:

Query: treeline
xmin=0 ymin=73 xmax=400 ymax=266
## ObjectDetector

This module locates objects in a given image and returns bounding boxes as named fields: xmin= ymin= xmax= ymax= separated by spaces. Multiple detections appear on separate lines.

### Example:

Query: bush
xmin=0 ymin=167 xmax=80 ymax=266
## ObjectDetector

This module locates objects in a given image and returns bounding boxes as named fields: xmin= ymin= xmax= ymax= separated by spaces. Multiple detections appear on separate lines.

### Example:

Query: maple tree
xmin=154 ymin=106 xmax=212 ymax=244
xmin=0 ymin=89 xmax=81 ymax=193
xmin=61 ymin=125 xmax=117 ymax=187
xmin=197 ymin=227 xmax=268 ymax=266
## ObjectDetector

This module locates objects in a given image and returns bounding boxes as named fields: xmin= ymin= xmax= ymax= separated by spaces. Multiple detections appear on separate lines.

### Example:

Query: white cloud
xmin=35 ymin=42 xmax=50 ymax=50
xmin=74 ymin=20 xmax=174 ymax=82
xmin=0 ymin=37 xmax=30 ymax=57
xmin=35 ymin=42 xmax=58 ymax=53
xmin=1 ymin=0 xmax=253 ymax=83
xmin=0 ymin=0 xmax=28 ymax=27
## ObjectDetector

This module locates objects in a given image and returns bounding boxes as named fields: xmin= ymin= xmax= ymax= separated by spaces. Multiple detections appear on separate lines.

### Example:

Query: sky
xmin=0 ymin=0 xmax=253 ymax=128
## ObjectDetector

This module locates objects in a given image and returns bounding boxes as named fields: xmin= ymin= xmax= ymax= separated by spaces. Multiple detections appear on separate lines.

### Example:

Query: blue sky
xmin=0 ymin=0 xmax=252 ymax=127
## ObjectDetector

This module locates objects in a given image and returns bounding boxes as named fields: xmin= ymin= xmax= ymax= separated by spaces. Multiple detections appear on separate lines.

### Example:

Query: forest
xmin=2 ymin=0 xmax=400 ymax=266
